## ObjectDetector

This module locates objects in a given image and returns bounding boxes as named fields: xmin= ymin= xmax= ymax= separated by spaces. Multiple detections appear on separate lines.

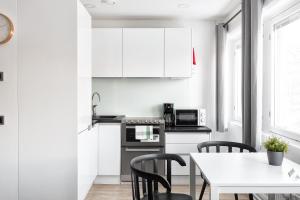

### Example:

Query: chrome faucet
xmin=92 ymin=92 xmax=101 ymax=117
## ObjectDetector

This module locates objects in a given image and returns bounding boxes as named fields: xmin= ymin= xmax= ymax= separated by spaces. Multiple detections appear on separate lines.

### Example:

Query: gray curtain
xmin=216 ymin=24 xmax=227 ymax=132
xmin=242 ymin=0 xmax=263 ymax=147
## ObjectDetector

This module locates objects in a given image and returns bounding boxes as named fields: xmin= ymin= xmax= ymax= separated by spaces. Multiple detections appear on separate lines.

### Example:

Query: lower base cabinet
xmin=78 ymin=125 xmax=98 ymax=200
xmin=165 ymin=132 xmax=210 ymax=184
xmin=97 ymin=123 xmax=121 ymax=184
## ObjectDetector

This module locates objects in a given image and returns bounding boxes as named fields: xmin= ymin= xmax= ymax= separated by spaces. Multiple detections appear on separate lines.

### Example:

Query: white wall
xmin=18 ymin=0 xmax=78 ymax=199
xmin=0 ymin=0 xmax=19 ymax=199
xmin=92 ymin=19 xmax=216 ymax=132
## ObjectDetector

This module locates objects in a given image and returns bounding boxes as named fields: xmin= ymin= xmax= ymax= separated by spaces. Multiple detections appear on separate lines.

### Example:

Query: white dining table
xmin=189 ymin=152 xmax=300 ymax=200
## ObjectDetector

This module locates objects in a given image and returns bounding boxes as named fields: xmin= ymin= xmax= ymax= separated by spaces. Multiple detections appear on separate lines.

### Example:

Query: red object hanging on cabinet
xmin=193 ymin=48 xmax=196 ymax=65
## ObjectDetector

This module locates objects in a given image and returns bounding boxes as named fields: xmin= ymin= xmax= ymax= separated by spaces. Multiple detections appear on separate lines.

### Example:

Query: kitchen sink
xmin=100 ymin=115 xmax=118 ymax=118
xmin=93 ymin=115 xmax=118 ymax=119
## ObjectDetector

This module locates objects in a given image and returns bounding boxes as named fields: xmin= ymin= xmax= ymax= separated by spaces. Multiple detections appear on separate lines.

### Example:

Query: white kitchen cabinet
xmin=78 ymin=3 xmax=94 ymax=200
xmin=166 ymin=133 xmax=210 ymax=144
xmin=165 ymin=28 xmax=192 ymax=77
xmin=123 ymin=28 xmax=165 ymax=77
xmin=78 ymin=2 xmax=92 ymax=133
xmin=18 ymin=0 xmax=91 ymax=199
xmin=98 ymin=123 xmax=121 ymax=176
xmin=78 ymin=125 xmax=98 ymax=200
xmin=165 ymin=132 xmax=210 ymax=177
xmin=92 ymin=28 xmax=123 ymax=77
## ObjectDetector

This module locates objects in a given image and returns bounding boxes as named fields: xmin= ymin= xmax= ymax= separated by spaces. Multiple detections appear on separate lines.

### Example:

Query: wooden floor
xmin=85 ymin=184 xmax=249 ymax=200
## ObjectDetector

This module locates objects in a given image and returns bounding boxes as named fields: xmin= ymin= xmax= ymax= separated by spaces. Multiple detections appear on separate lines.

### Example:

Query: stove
xmin=120 ymin=117 xmax=165 ymax=182
xmin=124 ymin=117 xmax=164 ymax=125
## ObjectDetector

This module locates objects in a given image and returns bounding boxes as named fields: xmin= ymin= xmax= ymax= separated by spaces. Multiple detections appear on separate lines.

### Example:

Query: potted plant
xmin=263 ymin=136 xmax=288 ymax=166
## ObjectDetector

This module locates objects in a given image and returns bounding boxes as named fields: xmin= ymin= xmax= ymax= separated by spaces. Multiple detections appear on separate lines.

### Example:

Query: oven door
xmin=121 ymin=147 xmax=165 ymax=182
xmin=121 ymin=124 xmax=165 ymax=147
xmin=175 ymin=109 xmax=198 ymax=126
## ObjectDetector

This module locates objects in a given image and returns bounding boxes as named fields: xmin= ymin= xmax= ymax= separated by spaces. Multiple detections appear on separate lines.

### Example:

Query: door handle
xmin=125 ymin=148 xmax=160 ymax=152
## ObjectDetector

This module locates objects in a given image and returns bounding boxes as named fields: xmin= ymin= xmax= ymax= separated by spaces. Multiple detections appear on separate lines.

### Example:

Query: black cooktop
xmin=165 ymin=126 xmax=211 ymax=133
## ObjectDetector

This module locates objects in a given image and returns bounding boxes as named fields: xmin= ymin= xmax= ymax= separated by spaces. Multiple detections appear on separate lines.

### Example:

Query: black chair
xmin=130 ymin=153 xmax=192 ymax=200
xmin=197 ymin=141 xmax=257 ymax=200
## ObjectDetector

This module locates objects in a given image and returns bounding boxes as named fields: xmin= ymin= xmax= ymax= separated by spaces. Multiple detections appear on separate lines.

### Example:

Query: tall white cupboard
xmin=1 ymin=0 xmax=92 ymax=199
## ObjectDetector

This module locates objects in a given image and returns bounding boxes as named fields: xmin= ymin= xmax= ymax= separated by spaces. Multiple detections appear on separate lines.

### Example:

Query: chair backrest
xmin=130 ymin=153 xmax=186 ymax=200
xmin=197 ymin=141 xmax=257 ymax=153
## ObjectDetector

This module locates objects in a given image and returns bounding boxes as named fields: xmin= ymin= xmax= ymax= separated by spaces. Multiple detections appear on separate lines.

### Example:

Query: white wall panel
xmin=18 ymin=0 xmax=78 ymax=199
xmin=0 ymin=0 xmax=18 ymax=199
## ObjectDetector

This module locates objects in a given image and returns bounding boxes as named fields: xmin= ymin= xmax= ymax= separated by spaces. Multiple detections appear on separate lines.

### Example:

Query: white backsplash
xmin=92 ymin=76 xmax=206 ymax=117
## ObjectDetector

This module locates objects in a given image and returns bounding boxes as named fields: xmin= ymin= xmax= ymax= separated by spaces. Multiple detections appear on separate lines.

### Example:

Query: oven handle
xmin=125 ymin=148 xmax=161 ymax=152
xmin=125 ymin=125 xmax=161 ymax=128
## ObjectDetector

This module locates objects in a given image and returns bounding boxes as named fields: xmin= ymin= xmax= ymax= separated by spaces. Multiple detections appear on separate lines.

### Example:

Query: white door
xmin=165 ymin=28 xmax=192 ymax=77
xmin=92 ymin=28 xmax=123 ymax=77
xmin=98 ymin=124 xmax=121 ymax=175
xmin=123 ymin=28 xmax=164 ymax=77
xmin=78 ymin=2 xmax=92 ymax=132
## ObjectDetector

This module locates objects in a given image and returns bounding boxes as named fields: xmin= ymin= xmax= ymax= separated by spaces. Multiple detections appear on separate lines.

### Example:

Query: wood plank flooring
xmin=86 ymin=184 xmax=249 ymax=200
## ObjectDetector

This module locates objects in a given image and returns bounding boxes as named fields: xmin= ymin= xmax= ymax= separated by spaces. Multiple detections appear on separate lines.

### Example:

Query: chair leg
xmin=234 ymin=193 xmax=239 ymax=200
xmin=249 ymin=194 xmax=254 ymax=200
xmin=199 ymin=181 xmax=207 ymax=200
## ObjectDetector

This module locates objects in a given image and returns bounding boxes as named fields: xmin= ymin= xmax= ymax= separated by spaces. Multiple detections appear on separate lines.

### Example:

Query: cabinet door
xmin=90 ymin=126 xmax=98 ymax=179
xmin=98 ymin=124 xmax=121 ymax=175
xmin=78 ymin=126 xmax=98 ymax=200
xmin=78 ymin=4 xmax=92 ymax=132
xmin=92 ymin=28 xmax=123 ymax=77
xmin=165 ymin=28 xmax=192 ymax=77
xmin=165 ymin=132 xmax=209 ymax=175
xmin=123 ymin=28 xmax=164 ymax=77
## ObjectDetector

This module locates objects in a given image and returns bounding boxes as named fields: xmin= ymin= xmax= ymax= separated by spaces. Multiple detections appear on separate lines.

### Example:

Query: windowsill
xmin=262 ymin=130 xmax=300 ymax=144
xmin=269 ymin=128 xmax=300 ymax=143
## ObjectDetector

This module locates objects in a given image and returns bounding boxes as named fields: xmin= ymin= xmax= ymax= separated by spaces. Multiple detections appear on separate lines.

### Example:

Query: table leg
xmin=190 ymin=157 xmax=196 ymax=200
xmin=210 ymin=186 xmax=219 ymax=200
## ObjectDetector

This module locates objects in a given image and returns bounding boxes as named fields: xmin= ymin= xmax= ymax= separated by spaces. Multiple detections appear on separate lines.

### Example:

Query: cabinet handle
xmin=125 ymin=148 xmax=160 ymax=152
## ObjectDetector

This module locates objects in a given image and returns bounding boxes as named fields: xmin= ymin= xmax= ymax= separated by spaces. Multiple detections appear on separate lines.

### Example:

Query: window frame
xmin=233 ymin=40 xmax=242 ymax=122
xmin=263 ymin=2 xmax=300 ymax=142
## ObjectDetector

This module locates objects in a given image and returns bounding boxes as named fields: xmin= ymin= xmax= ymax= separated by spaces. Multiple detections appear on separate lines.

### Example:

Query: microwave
xmin=175 ymin=109 xmax=198 ymax=126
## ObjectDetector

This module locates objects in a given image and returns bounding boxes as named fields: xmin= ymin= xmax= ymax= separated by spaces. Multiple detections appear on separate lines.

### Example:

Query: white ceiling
xmin=81 ymin=0 xmax=241 ymax=20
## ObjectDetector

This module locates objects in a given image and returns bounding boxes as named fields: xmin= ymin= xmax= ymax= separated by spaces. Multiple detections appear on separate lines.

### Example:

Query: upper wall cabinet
xmin=92 ymin=28 xmax=192 ymax=78
xmin=92 ymin=28 xmax=123 ymax=77
xmin=123 ymin=28 xmax=165 ymax=77
xmin=165 ymin=28 xmax=192 ymax=78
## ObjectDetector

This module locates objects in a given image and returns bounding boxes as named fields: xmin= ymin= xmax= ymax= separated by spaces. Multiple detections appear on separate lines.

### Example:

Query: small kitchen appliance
xmin=163 ymin=103 xmax=175 ymax=127
xmin=175 ymin=109 xmax=199 ymax=126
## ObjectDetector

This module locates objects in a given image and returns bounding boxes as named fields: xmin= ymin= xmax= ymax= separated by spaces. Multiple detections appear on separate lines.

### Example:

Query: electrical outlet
xmin=0 ymin=116 xmax=4 ymax=125
xmin=0 ymin=72 xmax=3 ymax=81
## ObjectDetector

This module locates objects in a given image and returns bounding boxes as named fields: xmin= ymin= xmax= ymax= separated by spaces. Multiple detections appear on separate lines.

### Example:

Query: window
xmin=233 ymin=41 xmax=242 ymax=122
xmin=271 ymin=11 xmax=300 ymax=135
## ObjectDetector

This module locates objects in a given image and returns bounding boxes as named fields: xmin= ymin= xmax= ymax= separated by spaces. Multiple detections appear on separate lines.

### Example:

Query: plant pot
xmin=267 ymin=151 xmax=284 ymax=166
